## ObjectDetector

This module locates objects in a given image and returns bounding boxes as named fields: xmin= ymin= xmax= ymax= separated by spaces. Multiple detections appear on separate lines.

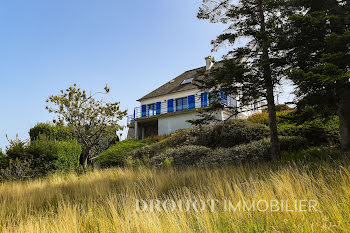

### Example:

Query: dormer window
xmin=181 ymin=78 xmax=193 ymax=85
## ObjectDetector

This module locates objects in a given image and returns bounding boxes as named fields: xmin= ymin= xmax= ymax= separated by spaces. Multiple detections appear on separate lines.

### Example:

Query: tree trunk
xmin=338 ymin=85 xmax=350 ymax=153
xmin=258 ymin=0 xmax=281 ymax=161
xmin=81 ymin=147 xmax=91 ymax=172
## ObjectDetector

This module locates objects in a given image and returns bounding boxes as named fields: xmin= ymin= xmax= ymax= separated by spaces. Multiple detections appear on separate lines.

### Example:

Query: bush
xmin=29 ymin=123 xmax=73 ymax=141
xmin=248 ymin=110 xmax=295 ymax=125
xmin=152 ymin=145 xmax=212 ymax=168
xmin=93 ymin=138 xmax=157 ymax=168
xmin=277 ymin=116 xmax=340 ymax=146
xmin=153 ymin=136 xmax=308 ymax=168
xmin=130 ymin=120 xmax=269 ymax=160
xmin=190 ymin=120 xmax=270 ymax=149
xmin=0 ymin=158 xmax=35 ymax=181
xmin=0 ymin=151 xmax=8 ymax=169
xmin=26 ymin=139 xmax=82 ymax=174
xmin=282 ymin=147 xmax=341 ymax=162
xmin=198 ymin=136 xmax=308 ymax=167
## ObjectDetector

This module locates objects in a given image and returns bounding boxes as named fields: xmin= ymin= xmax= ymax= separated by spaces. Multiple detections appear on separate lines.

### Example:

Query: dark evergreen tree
xmin=287 ymin=0 xmax=350 ymax=153
xmin=196 ymin=0 xmax=292 ymax=160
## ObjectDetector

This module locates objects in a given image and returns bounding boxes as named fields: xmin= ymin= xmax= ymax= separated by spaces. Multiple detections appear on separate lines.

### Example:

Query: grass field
xmin=1 ymin=159 xmax=350 ymax=232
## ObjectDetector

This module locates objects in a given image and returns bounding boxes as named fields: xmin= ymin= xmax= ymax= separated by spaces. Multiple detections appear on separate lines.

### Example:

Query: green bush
xmin=277 ymin=116 xmax=340 ymax=146
xmin=26 ymin=139 xmax=82 ymax=174
xmin=130 ymin=120 xmax=269 ymax=160
xmin=29 ymin=123 xmax=73 ymax=141
xmin=190 ymin=120 xmax=270 ymax=148
xmin=154 ymin=136 xmax=308 ymax=168
xmin=0 ymin=151 xmax=8 ymax=169
xmin=5 ymin=139 xmax=29 ymax=160
xmin=282 ymin=147 xmax=341 ymax=162
xmin=93 ymin=138 xmax=157 ymax=168
xmin=152 ymin=145 xmax=212 ymax=168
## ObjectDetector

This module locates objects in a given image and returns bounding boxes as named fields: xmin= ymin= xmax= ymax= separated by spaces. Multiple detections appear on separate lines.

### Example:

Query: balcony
xmin=127 ymin=93 xmax=237 ymax=126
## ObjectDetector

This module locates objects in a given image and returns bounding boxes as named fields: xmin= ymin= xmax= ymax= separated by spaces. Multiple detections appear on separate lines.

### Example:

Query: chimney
xmin=205 ymin=56 xmax=215 ymax=71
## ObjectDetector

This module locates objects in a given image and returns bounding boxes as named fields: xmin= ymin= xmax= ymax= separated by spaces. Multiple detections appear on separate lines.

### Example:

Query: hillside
xmin=0 ymin=154 xmax=349 ymax=233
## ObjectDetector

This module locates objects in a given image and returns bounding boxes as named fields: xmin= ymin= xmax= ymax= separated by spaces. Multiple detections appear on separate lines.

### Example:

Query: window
xmin=147 ymin=103 xmax=156 ymax=116
xmin=181 ymin=78 xmax=193 ymax=85
xmin=176 ymin=97 xmax=188 ymax=111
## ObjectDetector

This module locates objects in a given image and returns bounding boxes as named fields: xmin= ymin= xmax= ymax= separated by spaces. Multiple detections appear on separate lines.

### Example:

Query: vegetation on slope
xmin=0 ymin=149 xmax=348 ymax=232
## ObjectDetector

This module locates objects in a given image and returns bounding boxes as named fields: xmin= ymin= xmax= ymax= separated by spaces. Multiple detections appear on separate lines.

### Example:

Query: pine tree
xmin=287 ymin=0 xmax=350 ymax=153
xmin=197 ymin=0 xmax=291 ymax=160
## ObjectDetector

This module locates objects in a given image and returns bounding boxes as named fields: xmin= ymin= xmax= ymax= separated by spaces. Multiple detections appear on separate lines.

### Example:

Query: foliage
xmin=93 ymin=138 xmax=157 ymax=168
xmin=153 ymin=146 xmax=211 ymax=168
xmin=46 ymin=84 xmax=127 ymax=169
xmin=5 ymin=136 xmax=29 ymax=160
xmin=0 ymin=151 xmax=8 ymax=169
xmin=248 ymin=110 xmax=295 ymax=125
xmin=196 ymin=0 xmax=293 ymax=160
xmin=0 ymin=158 xmax=35 ymax=181
xmin=282 ymin=147 xmax=342 ymax=162
xmin=26 ymin=139 xmax=82 ymax=174
xmin=153 ymin=136 xmax=308 ymax=168
xmin=29 ymin=123 xmax=73 ymax=141
xmin=286 ymin=0 xmax=350 ymax=152
xmin=130 ymin=120 xmax=269 ymax=160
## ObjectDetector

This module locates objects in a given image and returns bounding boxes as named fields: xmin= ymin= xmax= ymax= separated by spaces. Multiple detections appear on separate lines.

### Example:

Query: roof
xmin=138 ymin=62 xmax=223 ymax=101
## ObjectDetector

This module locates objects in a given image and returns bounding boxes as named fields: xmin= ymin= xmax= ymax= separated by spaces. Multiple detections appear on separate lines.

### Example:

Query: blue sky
xmin=0 ymin=0 xmax=293 ymax=149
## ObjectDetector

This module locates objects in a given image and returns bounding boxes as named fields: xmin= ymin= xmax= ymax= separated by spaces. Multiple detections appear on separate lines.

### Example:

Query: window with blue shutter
xmin=156 ymin=102 xmax=161 ymax=115
xmin=188 ymin=95 xmax=195 ymax=109
xmin=220 ymin=91 xmax=228 ymax=106
xmin=141 ymin=104 xmax=147 ymax=117
xmin=148 ymin=103 xmax=155 ymax=116
xmin=201 ymin=93 xmax=208 ymax=107
xmin=176 ymin=97 xmax=188 ymax=111
xmin=168 ymin=99 xmax=174 ymax=113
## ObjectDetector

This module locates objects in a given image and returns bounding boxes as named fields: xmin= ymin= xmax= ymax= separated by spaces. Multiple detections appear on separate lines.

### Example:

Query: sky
xmin=0 ymin=0 xmax=294 ymax=150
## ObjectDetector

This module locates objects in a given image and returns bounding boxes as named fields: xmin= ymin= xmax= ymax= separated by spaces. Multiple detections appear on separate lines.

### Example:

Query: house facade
xmin=127 ymin=57 xmax=261 ymax=139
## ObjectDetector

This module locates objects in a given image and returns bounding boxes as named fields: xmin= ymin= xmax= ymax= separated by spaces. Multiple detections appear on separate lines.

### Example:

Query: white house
xmin=127 ymin=57 xmax=262 ymax=139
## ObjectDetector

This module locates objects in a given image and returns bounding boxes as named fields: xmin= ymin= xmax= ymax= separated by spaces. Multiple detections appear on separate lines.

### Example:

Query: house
xmin=127 ymin=57 xmax=262 ymax=139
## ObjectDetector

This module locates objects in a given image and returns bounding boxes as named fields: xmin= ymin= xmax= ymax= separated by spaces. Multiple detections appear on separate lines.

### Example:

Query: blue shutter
xmin=201 ymin=93 xmax=208 ymax=107
xmin=141 ymin=104 xmax=147 ymax=117
xmin=188 ymin=95 xmax=195 ymax=109
xmin=156 ymin=102 xmax=161 ymax=115
xmin=167 ymin=99 xmax=174 ymax=113
xmin=220 ymin=91 xmax=227 ymax=106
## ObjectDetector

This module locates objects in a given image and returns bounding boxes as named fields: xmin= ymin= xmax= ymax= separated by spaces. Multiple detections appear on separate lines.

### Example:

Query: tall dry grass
xmin=0 ymin=160 xmax=350 ymax=232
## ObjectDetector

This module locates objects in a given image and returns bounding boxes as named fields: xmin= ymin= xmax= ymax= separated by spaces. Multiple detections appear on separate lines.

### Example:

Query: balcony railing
xmin=127 ymin=94 xmax=237 ymax=126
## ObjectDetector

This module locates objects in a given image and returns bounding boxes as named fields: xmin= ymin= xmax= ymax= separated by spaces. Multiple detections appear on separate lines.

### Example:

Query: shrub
xmin=130 ymin=120 xmax=269 ymax=160
xmin=282 ymin=147 xmax=341 ymax=162
xmin=29 ymin=123 xmax=73 ymax=141
xmin=0 ymin=151 xmax=8 ymax=169
xmin=152 ymin=145 xmax=212 ymax=168
xmin=247 ymin=110 xmax=295 ymax=125
xmin=93 ymin=139 xmax=157 ymax=168
xmin=198 ymin=136 xmax=308 ymax=167
xmin=190 ymin=120 xmax=270 ymax=149
xmin=26 ymin=139 xmax=82 ymax=174
xmin=0 ymin=158 xmax=35 ymax=181
xmin=277 ymin=116 xmax=340 ymax=146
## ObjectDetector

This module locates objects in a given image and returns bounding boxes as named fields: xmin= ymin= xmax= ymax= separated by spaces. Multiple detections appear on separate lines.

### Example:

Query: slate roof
xmin=138 ymin=62 xmax=223 ymax=101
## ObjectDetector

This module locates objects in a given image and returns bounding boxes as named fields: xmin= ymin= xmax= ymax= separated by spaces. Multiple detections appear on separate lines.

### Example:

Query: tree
xmin=286 ymin=0 xmax=350 ymax=153
xmin=46 ymin=84 xmax=127 ymax=170
xmin=197 ymin=0 xmax=291 ymax=160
